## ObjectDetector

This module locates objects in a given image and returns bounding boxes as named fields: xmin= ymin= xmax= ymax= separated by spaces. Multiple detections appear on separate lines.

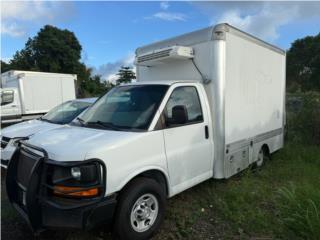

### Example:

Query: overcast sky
xmin=1 ymin=1 xmax=320 ymax=82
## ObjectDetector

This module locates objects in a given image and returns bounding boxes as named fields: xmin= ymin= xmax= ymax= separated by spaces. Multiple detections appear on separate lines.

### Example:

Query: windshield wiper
xmin=76 ymin=117 xmax=86 ymax=126
xmin=40 ymin=117 xmax=65 ymax=124
xmin=40 ymin=118 xmax=55 ymax=124
xmin=86 ymin=121 xmax=122 ymax=131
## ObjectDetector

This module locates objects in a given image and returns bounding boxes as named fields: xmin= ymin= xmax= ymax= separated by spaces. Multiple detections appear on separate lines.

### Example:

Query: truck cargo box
xmin=1 ymin=70 xmax=76 ymax=123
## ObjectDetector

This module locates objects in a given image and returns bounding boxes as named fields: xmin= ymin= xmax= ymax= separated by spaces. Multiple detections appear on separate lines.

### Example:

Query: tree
xmin=3 ymin=25 xmax=110 ymax=97
xmin=116 ymin=66 xmax=136 ymax=85
xmin=287 ymin=33 xmax=320 ymax=92
xmin=1 ymin=61 xmax=11 ymax=73
xmin=81 ymin=74 xmax=114 ymax=97
xmin=105 ymin=81 xmax=115 ymax=91
xmin=10 ymin=25 xmax=82 ymax=74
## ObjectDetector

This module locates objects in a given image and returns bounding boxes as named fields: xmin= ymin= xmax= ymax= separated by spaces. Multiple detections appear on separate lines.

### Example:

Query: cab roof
xmin=122 ymin=80 xmax=200 ymax=86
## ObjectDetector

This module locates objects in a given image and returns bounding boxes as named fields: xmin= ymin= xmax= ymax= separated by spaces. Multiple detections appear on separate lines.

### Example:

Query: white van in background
xmin=1 ymin=98 xmax=97 ymax=167
xmin=1 ymin=70 xmax=77 ymax=124
xmin=5 ymin=24 xmax=286 ymax=240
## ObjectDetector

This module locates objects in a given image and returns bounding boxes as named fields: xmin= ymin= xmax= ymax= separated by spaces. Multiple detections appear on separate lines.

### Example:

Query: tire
xmin=113 ymin=177 xmax=166 ymax=240
xmin=256 ymin=148 xmax=264 ymax=167
xmin=255 ymin=146 xmax=269 ymax=168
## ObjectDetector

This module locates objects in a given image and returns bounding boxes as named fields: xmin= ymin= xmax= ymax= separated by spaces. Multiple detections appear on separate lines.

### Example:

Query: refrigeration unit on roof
xmin=135 ymin=46 xmax=194 ymax=66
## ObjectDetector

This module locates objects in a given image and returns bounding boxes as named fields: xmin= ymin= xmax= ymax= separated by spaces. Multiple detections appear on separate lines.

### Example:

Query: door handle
xmin=11 ymin=105 xmax=17 ymax=107
xmin=205 ymin=125 xmax=209 ymax=139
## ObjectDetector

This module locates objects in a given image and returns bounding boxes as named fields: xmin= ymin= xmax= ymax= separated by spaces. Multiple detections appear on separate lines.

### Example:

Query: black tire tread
xmin=113 ymin=177 xmax=166 ymax=240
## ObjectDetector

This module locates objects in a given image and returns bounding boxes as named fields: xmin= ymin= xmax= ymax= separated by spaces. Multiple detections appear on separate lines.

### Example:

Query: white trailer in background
xmin=5 ymin=24 xmax=286 ymax=240
xmin=1 ymin=70 xmax=76 ymax=124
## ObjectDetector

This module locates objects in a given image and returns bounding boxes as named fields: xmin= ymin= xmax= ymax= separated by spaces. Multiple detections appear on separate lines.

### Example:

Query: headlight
xmin=48 ymin=161 xmax=104 ymax=199
xmin=71 ymin=167 xmax=81 ymax=180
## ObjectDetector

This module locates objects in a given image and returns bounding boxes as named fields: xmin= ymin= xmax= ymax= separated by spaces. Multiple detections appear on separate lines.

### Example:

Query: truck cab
xmin=1 ymin=88 xmax=21 ymax=120
xmin=6 ymin=81 xmax=214 ymax=239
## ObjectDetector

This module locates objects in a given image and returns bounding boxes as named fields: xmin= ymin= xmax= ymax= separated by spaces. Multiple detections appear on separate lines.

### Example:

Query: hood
xmin=26 ymin=125 xmax=141 ymax=161
xmin=1 ymin=119 xmax=59 ymax=139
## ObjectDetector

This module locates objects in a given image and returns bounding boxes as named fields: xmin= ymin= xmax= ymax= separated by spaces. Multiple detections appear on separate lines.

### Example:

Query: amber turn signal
xmin=53 ymin=185 xmax=99 ymax=197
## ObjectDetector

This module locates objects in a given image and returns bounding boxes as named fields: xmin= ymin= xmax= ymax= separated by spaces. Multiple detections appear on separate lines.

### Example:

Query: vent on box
xmin=135 ymin=46 xmax=194 ymax=66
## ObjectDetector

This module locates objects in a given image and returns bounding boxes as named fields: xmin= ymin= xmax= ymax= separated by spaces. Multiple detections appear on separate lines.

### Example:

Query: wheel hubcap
xmin=130 ymin=193 xmax=159 ymax=232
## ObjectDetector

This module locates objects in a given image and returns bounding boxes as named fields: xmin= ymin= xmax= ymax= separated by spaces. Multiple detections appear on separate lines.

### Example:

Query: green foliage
xmin=212 ymin=142 xmax=320 ymax=239
xmin=278 ymin=185 xmax=320 ymax=240
xmin=81 ymin=74 xmax=114 ymax=97
xmin=154 ymin=142 xmax=320 ymax=239
xmin=287 ymin=33 xmax=320 ymax=92
xmin=9 ymin=25 xmax=82 ymax=74
xmin=0 ymin=60 xmax=11 ymax=73
xmin=286 ymin=92 xmax=320 ymax=145
xmin=2 ymin=25 xmax=109 ymax=97
xmin=116 ymin=66 xmax=136 ymax=85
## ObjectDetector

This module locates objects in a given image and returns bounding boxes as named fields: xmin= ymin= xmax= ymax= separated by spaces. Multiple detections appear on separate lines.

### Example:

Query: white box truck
xmin=1 ymin=70 xmax=76 ymax=124
xmin=5 ymin=24 xmax=285 ymax=240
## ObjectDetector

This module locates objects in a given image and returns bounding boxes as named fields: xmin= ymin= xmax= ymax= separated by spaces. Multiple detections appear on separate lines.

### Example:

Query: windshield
xmin=80 ymin=85 xmax=169 ymax=131
xmin=41 ymin=101 xmax=92 ymax=124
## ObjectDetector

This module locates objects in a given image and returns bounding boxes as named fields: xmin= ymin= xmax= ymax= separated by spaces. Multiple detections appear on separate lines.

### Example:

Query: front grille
xmin=6 ymin=143 xmax=45 ymax=231
xmin=1 ymin=136 xmax=11 ymax=149
xmin=1 ymin=159 xmax=9 ymax=167
xmin=16 ymin=148 xmax=40 ymax=188
xmin=16 ymin=187 xmax=26 ymax=207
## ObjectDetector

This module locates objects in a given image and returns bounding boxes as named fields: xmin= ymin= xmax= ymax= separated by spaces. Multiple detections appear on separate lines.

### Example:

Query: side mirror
xmin=171 ymin=105 xmax=188 ymax=125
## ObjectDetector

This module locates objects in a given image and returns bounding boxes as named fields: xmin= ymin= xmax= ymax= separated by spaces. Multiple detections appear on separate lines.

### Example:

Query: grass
xmin=278 ymin=185 xmax=320 ymax=240
xmin=1 ymin=142 xmax=320 ymax=239
xmin=155 ymin=142 xmax=320 ymax=239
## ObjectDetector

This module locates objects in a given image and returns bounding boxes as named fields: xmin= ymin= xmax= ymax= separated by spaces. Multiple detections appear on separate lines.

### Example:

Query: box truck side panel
xmin=2 ymin=76 xmax=19 ymax=88
xmin=23 ymin=75 xmax=62 ymax=114
xmin=60 ymin=77 xmax=76 ymax=101
xmin=224 ymin=32 xmax=285 ymax=145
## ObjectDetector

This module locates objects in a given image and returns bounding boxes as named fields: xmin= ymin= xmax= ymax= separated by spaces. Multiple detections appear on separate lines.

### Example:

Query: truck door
xmin=161 ymin=84 xmax=213 ymax=194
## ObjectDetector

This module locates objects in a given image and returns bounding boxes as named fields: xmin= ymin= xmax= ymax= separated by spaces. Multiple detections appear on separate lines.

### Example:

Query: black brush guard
xmin=6 ymin=141 xmax=116 ymax=234
xmin=6 ymin=142 xmax=47 ymax=233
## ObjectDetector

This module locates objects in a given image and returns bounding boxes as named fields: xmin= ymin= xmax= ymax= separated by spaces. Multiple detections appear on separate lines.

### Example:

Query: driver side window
xmin=164 ymin=86 xmax=203 ymax=127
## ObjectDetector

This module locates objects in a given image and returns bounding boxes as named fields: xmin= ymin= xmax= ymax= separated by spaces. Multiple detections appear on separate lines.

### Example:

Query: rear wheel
xmin=255 ymin=146 xmax=270 ymax=168
xmin=256 ymin=148 xmax=264 ymax=167
xmin=113 ymin=177 xmax=166 ymax=240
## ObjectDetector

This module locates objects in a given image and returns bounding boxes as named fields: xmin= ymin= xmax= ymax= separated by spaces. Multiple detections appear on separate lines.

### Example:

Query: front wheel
xmin=113 ymin=177 xmax=166 ymax=240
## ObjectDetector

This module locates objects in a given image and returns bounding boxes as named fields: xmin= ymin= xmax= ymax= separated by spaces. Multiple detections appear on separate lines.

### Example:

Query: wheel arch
xmin=118 ymin=167 xmax=170 ymax=197
xmin=261 ymin=143 xmax=270 ymax=157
